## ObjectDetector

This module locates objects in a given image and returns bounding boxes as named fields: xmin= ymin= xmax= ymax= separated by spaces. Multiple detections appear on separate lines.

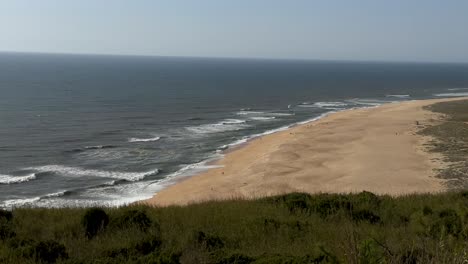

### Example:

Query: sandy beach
xmin=144 ymin=97 xmax=467 ymax=206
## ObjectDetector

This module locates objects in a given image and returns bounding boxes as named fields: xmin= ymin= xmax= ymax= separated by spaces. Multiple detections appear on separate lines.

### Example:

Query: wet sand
xmin=144 ymin=97 xmax=467 ymax=206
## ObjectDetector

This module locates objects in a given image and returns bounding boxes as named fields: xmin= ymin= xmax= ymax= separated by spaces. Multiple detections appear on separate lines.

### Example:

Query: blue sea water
xmin=1 ymin=52 xmax=468 ymax=208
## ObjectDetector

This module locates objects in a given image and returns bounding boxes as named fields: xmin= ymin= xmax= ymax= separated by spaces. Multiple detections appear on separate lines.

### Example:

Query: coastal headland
xmin=145 ymin=97 xmax=468 ymax=206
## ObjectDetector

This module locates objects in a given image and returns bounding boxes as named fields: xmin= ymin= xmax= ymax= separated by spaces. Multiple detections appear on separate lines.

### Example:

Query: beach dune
xmin=145 ymin=98 xmax=466 ymax=206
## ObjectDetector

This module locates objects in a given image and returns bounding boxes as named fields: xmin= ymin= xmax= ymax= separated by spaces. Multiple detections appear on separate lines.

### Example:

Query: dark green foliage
xmin=0 ymin=209 xmax=13 ymax=222
xmin=0 ymin=193 xmax=467 ymax=263
xmin=0 ymin=223 xmax=15 ymax=240
xmin=82 ymin=208 xmax=109 ymax=238
xmin=195 ymin=231 xmax=225 ymax=251
xmin=17 ymin=239 xmax=68 ymax=263
xmin=429 ymin=209 xmax=463 ymax=237
xmin=313 ymin=195 xmax=351 ymax=218
xmin=216 ymin=253 xmax=255 ymax=264
xmin=134 ymin=236 xmax=162 ymax=255
xmin=114 ymin=209 xmax=153 ymax=231
xmin=0 ymin=210 xmax=15 ymax=240
xmin=422 ymin=205 xmax=433 ymax=215
xmin=351 ymin=209 xmax=381 ymax=224
xmin=355 ymin=191 xmax=381 ymax=208
xmin=277 ymin=193 xmax=313 ymax=213
xmin=358 ymin=239 xmax=384 ymax=264
xmin=252 ymin=254 xmax=329 ymax=264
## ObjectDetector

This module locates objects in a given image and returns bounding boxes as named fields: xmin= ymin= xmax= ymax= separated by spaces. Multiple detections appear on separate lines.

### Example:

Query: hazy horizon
xmin=1 ymin=1 xmax=468 ymax=63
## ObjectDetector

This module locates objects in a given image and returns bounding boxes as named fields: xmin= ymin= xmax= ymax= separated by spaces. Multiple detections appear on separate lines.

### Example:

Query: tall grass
xmin=1 ymin=192 xmax=468 ymax=263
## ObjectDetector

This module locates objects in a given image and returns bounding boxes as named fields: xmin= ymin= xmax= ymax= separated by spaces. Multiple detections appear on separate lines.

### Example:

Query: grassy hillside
xmin=1 ymin=192 xmax=468 ymax=263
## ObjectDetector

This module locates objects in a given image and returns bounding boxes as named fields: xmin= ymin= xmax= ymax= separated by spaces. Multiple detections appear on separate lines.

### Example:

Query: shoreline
xmin=143 ymin=97 xmax=468 ymax=207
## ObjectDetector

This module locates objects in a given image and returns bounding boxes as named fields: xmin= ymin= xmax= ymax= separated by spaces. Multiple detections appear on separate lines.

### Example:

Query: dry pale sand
xmin=144 ymin=97 xmax=468 ymax=206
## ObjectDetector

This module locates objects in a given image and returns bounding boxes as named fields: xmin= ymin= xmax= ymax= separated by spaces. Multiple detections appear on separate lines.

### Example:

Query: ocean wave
xmin=447 ymin=88 xmax=468 ymax=91
xmin=29 ymin=165 xmax=159 ymax=182
xmin=1 ymin=197 xmax=41 ymax=208
xmin=297 ymin=101 xmax=348 ymax=109
xmin=386 ymin=94 xmax=410 ymax=98
xmin=249 ymin=116 xmax=276 ymax=121
xmin=433 ymin=92 xmax=468 ymax=97
xmin=128 ymin=136 xmax=161 ymax=143
xmin=346 ymin=99 xmax=385 ymax=106
xmin=0 ymin=173 xmax=37 ymax=185
xmin=186 ymin=119 xmax=249 ymax=134
xmin=236 ymin=110 xmax=266 ymax=115
xmin=84 ymin=145 xmax=116 ymax=150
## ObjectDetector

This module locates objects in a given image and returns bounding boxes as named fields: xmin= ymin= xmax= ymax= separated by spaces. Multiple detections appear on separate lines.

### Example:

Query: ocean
xmin=1 ymin=52 xmax=468 ymax=209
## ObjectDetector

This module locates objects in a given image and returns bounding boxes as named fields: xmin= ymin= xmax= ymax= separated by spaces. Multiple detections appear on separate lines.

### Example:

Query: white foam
xmin=0 ymin=173 xmax=37 ymax=184
xmin=1 ymin=197 xmax=41 ymax=208
xmin=236 ymin=110 xmax=266 ymax=115
xmin=433 ymin=92 xmax=468 ymax=97
xmin=447 ymin=88 xmax=468 ymax=91
xmin=313 ymin=102 xmax=348 ymax=108
xmin=128 ymin=136 xmax=161 ymax=143
xmin=249 ymin=116 xmax=276 ymax=121
xmin=386 ymin=94 xmax=410 ymax=98
xmin=29 ymin=165 xmax=159 ymax=182
xmin=186 ymin=119 xmax=249 ymax=134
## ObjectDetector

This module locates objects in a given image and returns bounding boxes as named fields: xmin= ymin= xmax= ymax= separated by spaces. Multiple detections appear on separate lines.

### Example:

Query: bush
xmin=422 ymin=206 xmax=433 ymax=215
xmin=15 ymin=240 xmax=68 ymax=263
xmin=354 ymin=191 xmax=381 ymax=208
xmin=216 ymin=253 xmax=255 ymax=264
xmin=0 ymin=223 xmax=15 ymax=240
xmin=32 ymin=240 xmax=68 ymax=263
xmin=429 ymin=209 xmax=462 ymax=237
xmin=313 ymin=196 xmax=351 ymax=218
xmin=134 ymin=236 xmax=162 ymax=255
xmin=352 ymin=209 xmax=381 ymax=224
xmin=279 ymin=193 xmax=312 ymax=213
xmin=195 ymin=231 xmax=225 ymax=251
xmin=115 ymin=209 xmax=153 ymax=231
xmin=82 ymin=208 xmax=109 ymax=239
xmin=0 ymin=210 xmax=13 ymax=222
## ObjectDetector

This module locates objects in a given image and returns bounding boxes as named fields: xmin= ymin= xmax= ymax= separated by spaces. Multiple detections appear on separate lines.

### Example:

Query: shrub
xmin=33 ymin=240 xmax=68 ymax=263
xmin=352 ymin=209 xmax=381 ymax=224
xmin=280 ymin=193 xmax=312 ymax=213
xmin=17 ymin=240 xmax=68 ymax=263
xmin=195 ymin=231 xmax=224 ymax=251
xmin=354 ymin=191 xmax=381 ymax=208
xmin=422 ymin=206 xmax=433 ymax=216
xmin=216 ymin=253 xmax=255 ymax=264
xmin=82 ymin=208 xmax=109 ymax=239
xmin=429 ymin=209 xmax=462 ymax=237
xmin=313 ymin=196 xmax=352 ymax=218
xmin=359 ymin=239 xmax=384 ymax=264
xmin=134 ymin=236 xmax=162 ymax=255
xmin=0 ymin=223 xmax=15 ymax=240
xmin=252 ymin=254 xmax=328 ymax=264
xmin=115 ymin=209 xmax=153 ymax=231
xmin=0 ymin=210 xmax=13 ymax=222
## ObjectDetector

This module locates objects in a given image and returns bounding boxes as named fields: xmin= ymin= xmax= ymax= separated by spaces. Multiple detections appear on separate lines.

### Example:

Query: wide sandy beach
xmin=144 ymin=97 xmax=467 ymax=206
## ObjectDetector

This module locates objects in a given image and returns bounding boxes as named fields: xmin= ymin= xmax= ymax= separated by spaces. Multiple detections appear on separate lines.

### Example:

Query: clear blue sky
xmin=1 ymin=0 xmax=468 ymax=62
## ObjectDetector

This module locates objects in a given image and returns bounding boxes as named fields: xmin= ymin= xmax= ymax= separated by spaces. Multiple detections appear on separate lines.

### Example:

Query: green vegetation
xmin=1 ymin=192 xmax=468 ymax=263
xmin=420 ymin=99 xmax=468 ymax=189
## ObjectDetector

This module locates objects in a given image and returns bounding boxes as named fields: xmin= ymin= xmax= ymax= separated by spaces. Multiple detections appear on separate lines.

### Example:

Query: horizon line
xmin=1 ymin=50 xmax=468 ymax=65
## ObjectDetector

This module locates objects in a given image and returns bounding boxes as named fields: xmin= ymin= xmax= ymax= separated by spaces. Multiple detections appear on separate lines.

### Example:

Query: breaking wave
xmin=128 ymin=136 xmax=161 ymax=143
xmin=186 ymin=119 xmax=249 ymax=134
xmin=0 ymin=173 xmax=37 ymax=185
xmin=433 ymin=92 xmax=468 ymax=97
xmin=29 ymin=165 xmax=159 ymax=182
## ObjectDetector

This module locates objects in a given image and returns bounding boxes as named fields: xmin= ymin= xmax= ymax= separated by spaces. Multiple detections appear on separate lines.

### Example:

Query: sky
xmin=1 ymin=0 xmax=468 ymax=63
